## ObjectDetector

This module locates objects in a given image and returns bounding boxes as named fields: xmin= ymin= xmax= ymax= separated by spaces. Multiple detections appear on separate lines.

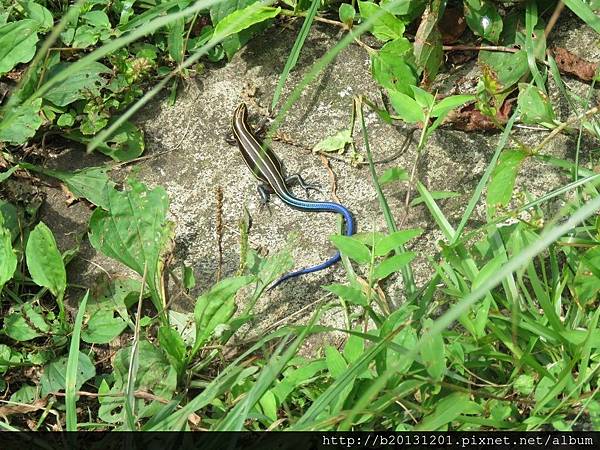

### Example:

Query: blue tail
xmin=268 ymin=196 xmax=355 ymax=290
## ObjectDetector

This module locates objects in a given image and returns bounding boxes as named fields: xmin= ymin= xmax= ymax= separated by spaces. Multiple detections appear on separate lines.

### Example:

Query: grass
xmin=1 ymin=0 xmax=600 ymax=433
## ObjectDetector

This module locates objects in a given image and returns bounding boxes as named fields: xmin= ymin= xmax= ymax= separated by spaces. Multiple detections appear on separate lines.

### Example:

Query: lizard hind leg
xmin=285 ymin=174 xmax=322 ymax=198
xmin=257 ymin=184 xmax=273 ymax=215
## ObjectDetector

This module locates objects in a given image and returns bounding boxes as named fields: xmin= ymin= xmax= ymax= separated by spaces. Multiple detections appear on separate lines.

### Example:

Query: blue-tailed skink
xmin=231 ymin=102 xmax=355 ymax=289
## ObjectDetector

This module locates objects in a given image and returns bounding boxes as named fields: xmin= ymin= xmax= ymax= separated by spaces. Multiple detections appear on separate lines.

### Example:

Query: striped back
xmin=232 ymin=103 xmax=289 ymax=195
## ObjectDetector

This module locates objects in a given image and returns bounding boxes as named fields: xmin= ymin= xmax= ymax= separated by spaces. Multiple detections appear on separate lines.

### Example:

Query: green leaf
xmin=378 ymin=166 xmax=409 ymax=185
xmin=312 ymin=129 xmax=353 ymax=153
xmin=9 ymin=384 xmax=36 ymax=403
xmin=517 ymin=83 xmax=555 ymax=125
xmin=0 ymin=344 xmax=23 ymax=375
xmin=258 ymin=390 xmax=278 ymax=422
xmin=4 ymin=303 xmax=50 ymax=341
xmin=169 ymin=310 xmax=196 ymax=346
xmin=0 ymin=167 xmax=17 ymax=184
xmin=0 ymin=98 xmax=42 ymax=144
xmin=352 ymin=231 xmax=387 ymax=247
xmin=209 ymin=0 xmax=272 ymax=59
xmin=411 ymin=85 xmax=434 ymax=109
xmin=19 ymin=163 xmax=114 ymax=209
xmin=343 ymin=333 xmax=364 ymax=364
xmin=358 ymin=1 xmax=405 ymax=42
xmin=66 ymin=120 xmax=144 ymax=161
xmin=212 ymin=2 xmax=280 ymax=44
xmin=464 ymin=0 xmax=503 ymax=43
xmin=323 ymin=283 xmax=368 ymax=306
xmin=82 ymin=10 xmax=111 ymax=29
xmin=24 ymin=2 xmax=54 ymax=31
xmin=371 ymin=37 xmax=417 ymax=96
xmin=25 ymin=222 xmax=66 ymax=298
xmin=0 ymin=214 xmax=17 ymax=290
xmin=88 ymin=179 xmax=174 ymax=309
xmin=71 ymin=25 xmax=99 ymax=48
xmin=419 ymin=319 xmax=446 ymax=381
xmin=380 ymin=0 xmax=427 ymax=17
xmin=81 ymin=307 xmax=127 ymax=344
xmin=387 ymin=89 xmax=425 ymax=123
xmin=183 ymin=266 xmax=196 ymax=289
xmin=66 ymin=292 xmax=88 ymax=431
xmin=374 ymin=229 xmax=422 ymax=257
xmin=415 ymin=392 xmax=471 ymax=430
xmin=98 ymin=340 xmax=177 ymax=423
xmin=573 ymin=246 xmax=600 ymax=304
xmin=325 ymin=345 xmax=348 ymax=379
xmin=339 ymin=4 xmax=355 ymax=26
xmin=330 ymin=235 xmax=371 ymax=265
xmin=0 ymin=201 xmax=19 ymax=242
xmin=193 ymin=276 xmax=253 ymax=353
xmin=0 ymin=19 xmax=39 ymax=74
xmin=514 ymin=373 xmax=535 ymax=395
xmin=40 ymin=351 xmax=96 ymax=397
xmin=479 ymin=49 xmax=528 ymax=92
xmin=373 ymin=253 xmax=416 ymax=280
xmin=271 ymin=360 xmax=326 ymax=404
xmin=487 ymin=148 xmax=527 ymax=214
xmin=378 ymin=311 xmax=418 ymax=375
xmin=431 ymin=95 xmax=475 ymax=118
xmin=57 ymin=112 xmax=75 ymax=127
xmin=44 ymin=62 xmax=110 ymax=106
xmin=159 ymin=326 xmax=186 ymax=375
xmin=167 ymin=18 xmax=185 ymax=64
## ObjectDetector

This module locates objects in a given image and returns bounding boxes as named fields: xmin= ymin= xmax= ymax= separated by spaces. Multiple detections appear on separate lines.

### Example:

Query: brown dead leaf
xmin=438 ymin=6 xmax=466 ymax=44
xmin=551 ymin=47 xmax=598 ymax=82
xmin=414 ymin=0 xmax=444 ymax=87
xmin=446 ymin=98 xmax=515 ymax=132
xmin=0 ymin=398 xmax=47 ymax=420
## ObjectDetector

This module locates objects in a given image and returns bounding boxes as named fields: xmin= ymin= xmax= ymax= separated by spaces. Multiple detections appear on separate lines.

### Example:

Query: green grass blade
xmin=417 ymin=181 xmax=478 ymax=279
xmin=268 ymin=0 xmax=415 ymax=135
xmin=452 ymin=107 xmax=519 ymax=242
xmin=563 ymin=0 xmax=600 ymax=34
xmin=215 ymin=310 xmax=319 ymax=430
xmin=271 ymin=0 xmax=320 ymax=110
xmin=347 ymin=194 xmax=600 ymax=416
xmin=291 ymin=322 xmax=404 ymax=430
xmin=146 ymin=325 xmax=311 ymax=430
xmin=359 ymin=99 xmax=416 ymax=298
xmin=416 ymin=181 xmax=455 ymax=240
xmin=576 ymin=308 xmax=600 ymax=387
xmin=422 ymin=195 xmax=600 ymax=356
xmin=524 ymin=2 xmax=546 ymax=92
xmin=65 ymin=291 xmax=89 ymax=431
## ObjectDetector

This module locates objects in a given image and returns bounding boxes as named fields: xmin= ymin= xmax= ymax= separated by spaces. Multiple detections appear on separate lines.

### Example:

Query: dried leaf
xmin=551 ymin=47 xmax=598 ymax=82
xmin=0 ymin=398 xmax=47 ymax=419
xmin=413 ymin=0 xmax=444 ymax=86
xmin=445 ymin=98 xmax=515 ymax=132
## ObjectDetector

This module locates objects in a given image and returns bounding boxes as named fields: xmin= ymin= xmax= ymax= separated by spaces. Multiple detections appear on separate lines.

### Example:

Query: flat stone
xmin=35 ymin=14 xmax=599 ymax=331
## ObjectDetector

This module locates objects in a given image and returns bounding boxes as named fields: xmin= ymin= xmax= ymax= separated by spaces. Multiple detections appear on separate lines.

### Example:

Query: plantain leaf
xmin=88 ymin=180 xmax=175 ymax=309
xmin=25 ymin=222 xmax=66 ymax=298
